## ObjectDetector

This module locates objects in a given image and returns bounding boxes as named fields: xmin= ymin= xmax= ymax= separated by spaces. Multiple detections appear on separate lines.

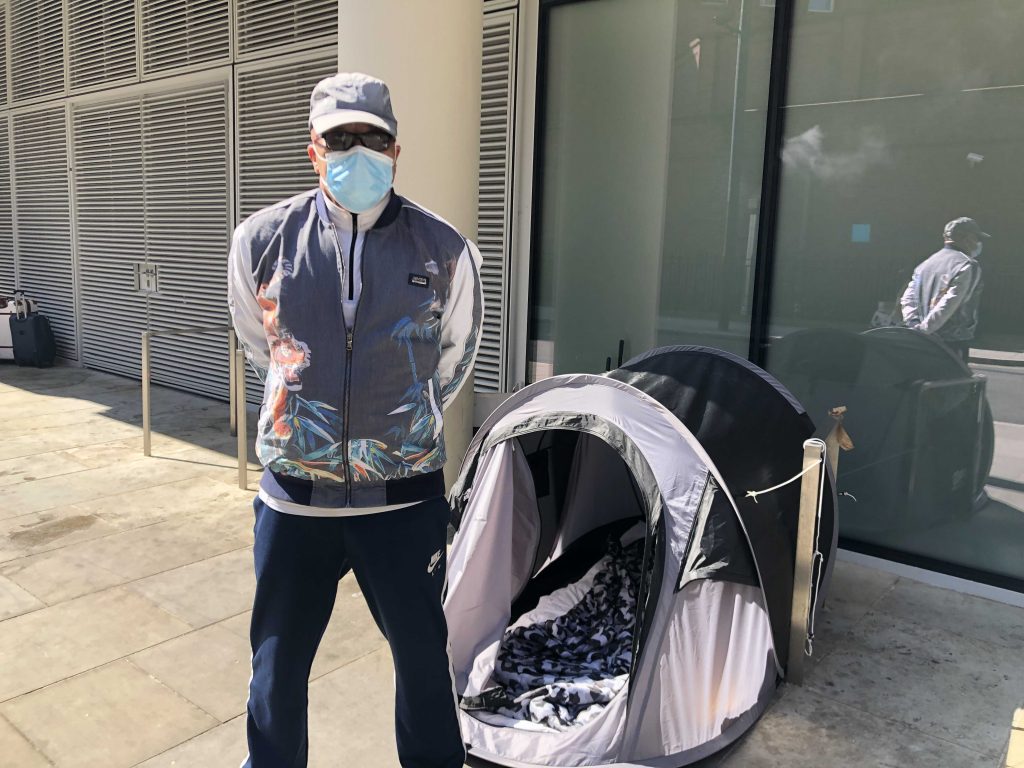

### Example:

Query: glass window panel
xmin=766 ymin=0 xmax=1024 ymax=584
xmin=529 ymin=0 xmax=775 ymax=380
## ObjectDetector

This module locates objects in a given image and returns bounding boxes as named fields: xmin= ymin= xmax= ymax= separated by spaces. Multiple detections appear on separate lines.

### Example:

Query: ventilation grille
xmin=0 ymin=117 xmax=13 ymax=294
xmin=236 ymin=0 xmax=337 ymax=55
xmin=69 ymin=0 xmax=138 ymax=91
xmin=235 ymin=53 xmax=337 ymax=402
xmin=0 ymin=4 xmax=9 ymax=106
xmin=13 ymin=108 xmax=76 ymax=358
xmin=10 ymin=0 xmax=65 ymax=102
xmin=73 ymin=99 xmax=147 ymax=377
xmin=142 ymin=83 xmax=231 ymax=398
xmin=236 ymin=53 xmax=337 ymax=220
xmin=474 ymin=9 xmax=517 ymax=393
xmin=140 ymin=0 xmax=230 ymax=77
xmin=483 ymin=0 xmax=519 ymax=10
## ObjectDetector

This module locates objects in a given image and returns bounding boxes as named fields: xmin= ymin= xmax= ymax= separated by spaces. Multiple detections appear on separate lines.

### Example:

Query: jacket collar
xmin=315 ymin=188 xmax=403 ymax=231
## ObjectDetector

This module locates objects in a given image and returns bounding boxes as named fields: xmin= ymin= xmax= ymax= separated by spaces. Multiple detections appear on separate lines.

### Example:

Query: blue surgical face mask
xmin=322 ymin=146 xmax=394 ymax=214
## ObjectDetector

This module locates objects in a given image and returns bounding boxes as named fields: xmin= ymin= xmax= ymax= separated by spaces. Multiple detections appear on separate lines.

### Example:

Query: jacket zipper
xmin=327 ymin=214 xmax=359 ymax=503
xmin=343 ymin=214 xmax=362 ymax=504
xmin=347 ymin=224 xmax=358 ymax=301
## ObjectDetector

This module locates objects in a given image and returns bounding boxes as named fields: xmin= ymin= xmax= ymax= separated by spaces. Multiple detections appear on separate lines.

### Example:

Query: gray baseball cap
xmin=943 ymin=217 xmax=990 ymax=242
xmin=308 ymin=72 xmax=398 ymax=137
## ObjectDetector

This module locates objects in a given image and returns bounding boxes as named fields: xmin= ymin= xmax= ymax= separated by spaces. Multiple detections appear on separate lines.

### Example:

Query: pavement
xmin=0 ymin=363 xmax=1021 ymax=767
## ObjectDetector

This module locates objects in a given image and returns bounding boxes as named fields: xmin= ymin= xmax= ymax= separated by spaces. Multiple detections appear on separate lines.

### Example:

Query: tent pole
xmin=788 ymin=438 xmax=825 ymax=685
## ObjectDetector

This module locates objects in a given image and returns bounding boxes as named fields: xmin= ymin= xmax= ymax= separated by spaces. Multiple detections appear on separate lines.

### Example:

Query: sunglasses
xmin=319 ymin=129 xmax=394 ymax=153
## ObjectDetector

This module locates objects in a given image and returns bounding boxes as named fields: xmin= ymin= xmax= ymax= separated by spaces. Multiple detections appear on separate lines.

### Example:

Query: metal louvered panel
xmin=236 ymin=53 xmax=337 ymax=219
xmin=10 ymin=0 xmax=65 ymax=102
xmin=483 ymin=0 xmax=518 ymax=11
xmin=474 ymin=9 xmax=517 ymax=393
xmin=12 ymin=108 xmax=77 ymax=358
xmin=73 ymin=99 xmax=147 ymax=377
xmin=0 ymin=117 xmax=13 ymax=293
xmin=69 ymin=0 xmax=138 ymax=91
xmin=236 ymin=52 xmax=336 ymax=403
xmin=0 ymin=4 xmax=9 ymax=106
xmin=140 ymin=0 xmax=230 ymax=77
xmin=236 ymin=0 xmax=336 ymax=56
xmin=142 ymin=83 xmax=231 ymax=398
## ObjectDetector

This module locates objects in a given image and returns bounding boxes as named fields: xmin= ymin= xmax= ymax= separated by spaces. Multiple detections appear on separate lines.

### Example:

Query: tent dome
xmin=444 ymin=348 xmax=837 ymax=767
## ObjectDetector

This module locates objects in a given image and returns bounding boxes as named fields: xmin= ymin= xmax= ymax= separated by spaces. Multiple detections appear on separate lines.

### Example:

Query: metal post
xmin=228 ymin=328 xmax=237 ymax=437
xmin=140 ymin=324 xmax=235 ymax=458
xmin=787 ymin=438 xmax=825 ymax=686
xmin=235 ymin=348 xmax=248 ymax=490
xmin=142 ymin=331 xmax=152 ymax=457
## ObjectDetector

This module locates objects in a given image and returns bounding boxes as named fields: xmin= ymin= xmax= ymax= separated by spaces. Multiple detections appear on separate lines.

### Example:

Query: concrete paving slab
xmin=0 ymin=363 xmax=124 ymax=390
xmin=132 ymin=624 xmax=251 ymax=723
xmin=0 ymin=660 xmax=218 ymax=768
xmin=309 ymin=577 xmax=388 ymax=680
xmin=876 ymin=576 xmax=1024 ymax=651
xmin=811 ymin=560 xmax=898 ymax=665
xmin=0 ymin=507 xmax=121 ymax=564
xmin=0 ymin=713 xmax=52 ymax=767
xmin=218 ymin=610 xmax=251 ymax=640
xmin=719 ymin=685 xmax=985 ymax=768
xmin=0 ymin=432 xmax=87 ymax=463
xmin=133 ymin=716 xmax=246 ymax=768
xmin=2 ymin=400 xmax=228 ymax=441
xmin=71 ymin=475 xmax=249 ymax=531
xmin=56 ymin=438 xmax=155 ymax=470
xmin=0 ymin=456 xmax=211 ymax=520
xmin=130 ymin=548 xmax=255 ymax=628
xmin=0 ymin=380 xmax=140 ymax=413
xmin=0 ymin=548 xmax=127 ymax=605
xmin=308 ymin=647 xmax=400 ymax=768
xmin=0 ymin=587 xmax=191 ymax=702
xmin=0 ymin=573 xmax=44 ymax=620
xmin=0 ymin=451 xmax=94 ymax=489
xmin=808 ymin=607 xmax=1024 ymax=757
xmin=60 ymin=513 xmax=250 ymax=582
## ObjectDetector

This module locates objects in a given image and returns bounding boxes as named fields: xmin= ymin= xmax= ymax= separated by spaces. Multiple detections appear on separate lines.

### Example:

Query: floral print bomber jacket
xmin=227 ymin=189 xmax=483 ymax=509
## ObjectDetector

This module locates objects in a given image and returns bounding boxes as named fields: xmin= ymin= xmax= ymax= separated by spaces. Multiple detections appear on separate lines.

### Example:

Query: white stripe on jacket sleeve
xmin=227 ymin=222 xmax=272 ymax=371
xmin=438 ymin=239 xmax=484 ymax=409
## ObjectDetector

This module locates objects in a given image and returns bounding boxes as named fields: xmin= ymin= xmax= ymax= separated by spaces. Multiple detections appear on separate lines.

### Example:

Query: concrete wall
xmin=337 ymin=0 xmax=483 ymax=488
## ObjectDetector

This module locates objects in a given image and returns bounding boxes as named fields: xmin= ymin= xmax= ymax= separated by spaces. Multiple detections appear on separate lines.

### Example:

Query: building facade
xmin=0 ymin=0 xmax=339 ymax=397
xmin=476 ymin=0 xmax=1024 ymax=596
xmin=1 ymin=0 xmax=1021 ymax=596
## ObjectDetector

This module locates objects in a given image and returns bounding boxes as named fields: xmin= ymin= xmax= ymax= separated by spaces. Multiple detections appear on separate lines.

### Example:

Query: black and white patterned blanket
xmin=465 ymin=538 xmax=644 ymax=731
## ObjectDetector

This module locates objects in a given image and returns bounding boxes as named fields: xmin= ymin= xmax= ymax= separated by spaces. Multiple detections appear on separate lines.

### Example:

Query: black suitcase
xmin=11 ymin=310 xmax=57 ymax=367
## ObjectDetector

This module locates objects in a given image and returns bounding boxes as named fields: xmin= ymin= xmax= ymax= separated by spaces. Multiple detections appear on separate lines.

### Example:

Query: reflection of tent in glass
xmin=770 ymin=326 xmax=993 ymax=534
xmin=444 ymin=347 xmax=837 ymax=767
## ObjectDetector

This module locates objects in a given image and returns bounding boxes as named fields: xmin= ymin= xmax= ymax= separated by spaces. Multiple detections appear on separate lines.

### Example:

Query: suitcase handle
xmin=12 ymin=289 xmax=30 ymax=320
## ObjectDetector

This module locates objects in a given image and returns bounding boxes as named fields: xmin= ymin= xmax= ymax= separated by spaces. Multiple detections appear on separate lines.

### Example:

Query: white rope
xmin=744 ymin=459 xmax=823 ymax=503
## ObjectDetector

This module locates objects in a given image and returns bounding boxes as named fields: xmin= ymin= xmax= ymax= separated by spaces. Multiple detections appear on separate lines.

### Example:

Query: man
xmin=900 ymin=217 xmax=989 ymax=362
xmin=228 ymin=72 xmax=482 ymax=768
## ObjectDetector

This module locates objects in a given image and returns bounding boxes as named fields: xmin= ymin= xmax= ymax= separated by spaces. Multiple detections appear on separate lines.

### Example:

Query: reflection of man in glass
xmin=900 ymin=217 xmax=990 ymax=362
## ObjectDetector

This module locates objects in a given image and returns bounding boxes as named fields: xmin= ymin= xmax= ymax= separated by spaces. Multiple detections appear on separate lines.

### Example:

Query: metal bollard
xmin=235 ymin=348 xmax=248 ymax=490
xmin=787 ymin=438 xmax=826 ymax=686
xmin=228 ymin=329 xmax=237 ymax=437
xmin=142 ymin=331 xmax=152 ymax=457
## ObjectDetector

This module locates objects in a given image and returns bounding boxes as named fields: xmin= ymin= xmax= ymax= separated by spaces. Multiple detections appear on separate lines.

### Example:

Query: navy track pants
xmin=242 ymin=495 xmax=465 ymax=768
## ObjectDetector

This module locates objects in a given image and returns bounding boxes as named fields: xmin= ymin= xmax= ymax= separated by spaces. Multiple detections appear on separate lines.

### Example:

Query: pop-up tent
xmin=443 ymin=347 xmax=837 ymax=767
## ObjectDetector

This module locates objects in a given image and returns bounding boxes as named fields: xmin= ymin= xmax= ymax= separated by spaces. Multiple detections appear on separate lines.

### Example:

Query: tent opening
xmin=458 ymin=428 xmax=658 ymax=733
